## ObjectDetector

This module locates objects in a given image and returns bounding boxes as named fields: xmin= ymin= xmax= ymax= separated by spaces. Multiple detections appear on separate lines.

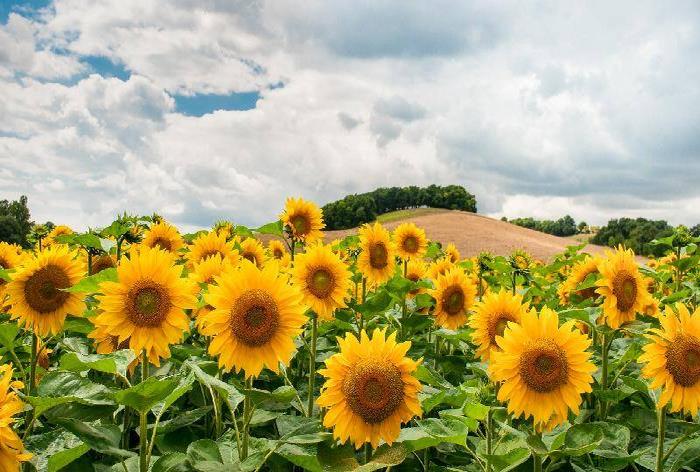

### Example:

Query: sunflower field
xmin=1 ymin=198 xmax=700 ymax=472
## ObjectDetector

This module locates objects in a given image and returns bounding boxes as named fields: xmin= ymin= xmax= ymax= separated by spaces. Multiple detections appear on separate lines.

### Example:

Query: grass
xmin=375 ymin=207 xmax=448 ymax=224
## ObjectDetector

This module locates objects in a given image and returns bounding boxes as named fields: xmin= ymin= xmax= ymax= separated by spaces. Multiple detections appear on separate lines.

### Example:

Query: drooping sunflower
xmin=317 ymin=329 xmax=422 ymax=449
xmin=444 ymin=243 xmax=461 ymax=264
xmin=280 ymin=197 xmax=325 ymax=243
xmin=89 ymin=253 xmax=116 ymax=275
xmin=5 ymin=246 xmax=85 ymax=336
xmin=405 ymin=259 xmax=428 ymax=299
xmin=429 ymin=267 xmax=476 ymax=330
xmin=557 ymin=256 xmax=600 ymax=305
xmin=639 ymin=304 xmax=700 ymax=415
xmin=187 ymin=231 xmax=239 ymax=267
xmin=595 ymin=247 xmax=653 ymax=329
xmin=292 ymin=243 xmax=351 ymax=320
xmin=393 ymin=223 xmax=428 ymax=261
xmin=357 ymin=223 xmax=395 ymax=286
xmin=239 ymin=237 xmax=267 ymax=268
xmin=490 ymin=307 xmax=595 ymax=431
xmin=470 ymin=289 xmax=529 ymax=361
xmin=201 ymin=261 xmax=307 ymax=378
xmin=142 ymin=221 xmax=184 ymax=253
xmin=43 ymin=225 xmax=73 ymax=248
xmin=92 ymin=246 xmax=197 ymax=365
xmin=0 ymin=364 xmax=31 ymax=470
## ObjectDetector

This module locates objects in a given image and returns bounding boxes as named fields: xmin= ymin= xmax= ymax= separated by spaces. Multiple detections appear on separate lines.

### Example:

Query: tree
xmin=0 ymin=195 xmax=33 ymax=248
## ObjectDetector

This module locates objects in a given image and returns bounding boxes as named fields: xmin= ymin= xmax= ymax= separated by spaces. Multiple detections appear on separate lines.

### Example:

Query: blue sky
xmin=1 ymin=0 xmax=700 ymax=230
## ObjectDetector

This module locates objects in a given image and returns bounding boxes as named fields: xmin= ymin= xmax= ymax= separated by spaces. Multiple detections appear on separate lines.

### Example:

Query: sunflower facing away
xmin=393 ymin=222 xmax=428 ymax=261
xmin=444 ymin=243 xmax=461 ymax=264
xmin=239 ymin=238 xmax=267 ymax=268
xmin=490 ymin=307 xmax=596 ymax=431
xmin=292 ymin=243 xmax=351 ymax=320
xmin=357 ymin=223 xmax=396 ymax=287
xmin=89 ymin=253 xmax=116 ymax=275
xmin=43 ymin=225 xmax=73 ymax=248
xmin=92 ymin=246 xmax=196 ymax=365
xmin=429 ymin=267 xmax=476 ymax=330
xmin=280 ymin=197 xmax=325 ymax=243
xmin=0 ymin=364 xmax=31 ymax=470
xmin=557 ymin=256 xmax=600 ymax=305
xmin=5 ymin=245 xmax=85 ymax=336
xmin=639 ymin=304 xmax=700 ymax=415
xmin=187 ymin=231 xmax=239 ymax=267
xmin=142 ymin=221 xmax=184 ymax=253
xmin=201 ymin=260 xmax=307 ymax=378
xmin=470 ymin=289 xmax=529 ymax=361
xmin=595 ymin=246 xmax=653 ymax=329
xmin=317 ymin=329 xmax=422 ymax=449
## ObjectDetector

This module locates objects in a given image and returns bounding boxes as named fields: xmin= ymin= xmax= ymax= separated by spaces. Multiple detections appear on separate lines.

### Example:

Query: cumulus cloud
xmin=1 ymin=0 xmax=700 ymax=231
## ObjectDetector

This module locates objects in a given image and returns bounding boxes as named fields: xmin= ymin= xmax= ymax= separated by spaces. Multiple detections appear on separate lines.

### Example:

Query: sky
xmin=1 ymin=0 xmax=699 ymax=232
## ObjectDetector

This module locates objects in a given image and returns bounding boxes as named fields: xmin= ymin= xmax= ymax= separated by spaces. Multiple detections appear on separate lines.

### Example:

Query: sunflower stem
xmin=242 ymin=377 xmax=253 ymax=460
xmin=655 ymin=405 xmax=667 ymax=472
xmin=600 ymin=333 xmax=609 ymax=419
xmin=533 ymin=452 xmax=543 ymax=472
xmin=139 ymin=350 xmax=149 ymax=472
xmin=307 ymin=313 xmax=318 ymax=418
xmin=87 ymin=251 xmax=93 ymax=275
xmin=486 ymin=407 xmax=493 ymax=472
xmin=364 ymin=443 xmax=371 ymax=464
xmin=29 ymin=333 xmax=38 ymax=394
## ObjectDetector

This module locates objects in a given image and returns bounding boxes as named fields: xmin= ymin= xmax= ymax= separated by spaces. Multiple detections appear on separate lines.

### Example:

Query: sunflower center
xmin=519 ymin=340 xmax=568 ymax=393
xmin=665 ymin=336 xmax=700 ymax=387
xmin=0 ymin=256 xmax=8 ymax=269
xmin=273 ymin=248 xmax=284 ymax=259
xmin=402 ymin=236 xmax=419 ymax=254
xmin=344 ymin=359 xmax=404 ymax=424
xmin=230 ymin=289 xmax=279 ymax=346
xmin=151 ymin=237 xmax=172 ymax=251
xmin=489 ymin=314 xmax=514 ymax=341
xmin=200 ymin=250 xmax=223 ymax=261
xmin=443 ymin=286 xmax=465 ymax=315
xmin=612 ymin=272 xmax=637 ymax=312
xmin=307 ymin=268 xmax=335 ymax=299
xmin=243 ymin=251 xmax=259 ymax=266
xmin=23 ymin=264 xmax=71 ymax=314
xmin=368 ymin=242 xmax=389 ymax=269
xmin=126 ymin=281 xmax=171 ymax=327
xmin=290 ymin=214 xmax=310 ymax=235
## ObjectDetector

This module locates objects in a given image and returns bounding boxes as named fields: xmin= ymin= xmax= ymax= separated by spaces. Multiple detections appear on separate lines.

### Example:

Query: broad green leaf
xmin=114 ymin=376 xmax=180 ymax=414
xmin=24 ymin=430 xmax=88 ymax=472
xmin=59 ymin=350 xmax=135 ymax=377
xmin=28 ymin=371 xmax=115 ymax=417
xmin=0 ymin=322 xmax=19 ymax=348
xmin=275 ymin=443 xmax=322 ymax=472
xmin=151 ymin=406 xmax=212 ymax=435
xmin=55 ymin=418 xmax=134 ymax=459
xmin=64 ymin=268 xmax=118 ymax=293
xmin=248 ymin=385 xmax=296 ymax=405
xmin=255 ymin=220 xmax=284 ymax=237
xmin=560 ymin=424 xmax=604 ymax=457
xmin=152 ymin=452 xmax=189 ymax=472
xmin=416 ymin=417 xmax=469 ymax=447
xmin=152 ymin=372 xmax=196 ymax=417
xmin=187 ymin=439 xmax=223 ymax=464
xmin=48 ymin=443 xmax=91 ymax=472
xmin=185 ymin=361 xmax=245 ymax=411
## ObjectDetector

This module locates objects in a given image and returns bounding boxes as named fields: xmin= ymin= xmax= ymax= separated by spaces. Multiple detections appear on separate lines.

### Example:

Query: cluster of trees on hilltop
xmin=504 ymin=215 xmax=583 ymax=237
xmin=0 ymin=196 xmax=33 ymax=248
xmin=591 ymin=217 xmax=673 ymax=257
xmin=322 ymin=185 xmax=477 ymax=230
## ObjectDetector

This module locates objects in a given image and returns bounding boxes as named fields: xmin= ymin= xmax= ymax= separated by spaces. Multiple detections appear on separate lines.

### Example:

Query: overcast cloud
xmin=1 ymin=0 xmax=699 ymax=231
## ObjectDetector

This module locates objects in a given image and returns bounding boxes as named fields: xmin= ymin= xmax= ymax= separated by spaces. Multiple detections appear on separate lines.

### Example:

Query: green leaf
xmin=114 ymin=376 xmax=181 ymax=414
xmin=28 ymin=371 xmax=115 ymax=417
xmin=54 ymin=418 xmax=134 ymax=458
xmin=415 ymin=417 xmax=469 ymax=447
xmin=560 ymin=424 xmax=604 ymax=457
xmin=24 ymin=430 xmax=88 ymax=472
xmin=482 ymin=447 xmax=531 ymax=472
xmin=463 ymin=402 xmax=490 ymax=421
xmin=187 ymin=439 xmax=223 ymax=463
xmin=185 ymin=361 xmax=245 ymax=411
xmin=249 ymin=385 xmax=296 ymax=406
xmin=0 ymin=322 xmax=20 ymax=348
xmin=275 ymin=443 xmax=322 ymax=472
xmin=0 ymin=268 xmax=11 ymax=282
xmin=152 ymin=406 xmax=213 ymax=435
xmin=48 ymin=443 xmax=91 ymax=472
xmin=64 ymin=268 xmax=118 ymax=293
xmin=255 ymin=220 xmax=284 ymax=237
xmin=62 ymin=316 xmax=96 ymax=334
xmin=152 ymin=452 xmax=190 ymax=472
xmin=59 ymin=350 xmax=135 ymax=377
xmin=152 ymin=372 xmax=196 ymax=417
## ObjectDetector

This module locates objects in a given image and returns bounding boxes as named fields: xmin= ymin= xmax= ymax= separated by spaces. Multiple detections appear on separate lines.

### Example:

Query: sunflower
xmin=213 ymin=220 xmax=235 ymax=240
xmin=239 ymin=238 xmax=267 ymax=268
xmin=557 ymin=256 xmax=600 ymax=305
xmin=595 ymin=247 xmax=653 ymax=329
xmin=444 ymin=243 xmax=461 ymax=264
xmin=639 ymin=304 xmax=700 ymax=415
xmin=201 ymin=261 xmax=306 ymax=378
xmin=142 ymin=221 xmax=184 ymax=253
xmin=490 ymin=307 xmax=596 ymax=431
xmin=5 ymin=246 xmax=85 ymax=337
xmin=268 ymin=240 xmax=288 ymax=260
xmin=189 ymin=253 xmax=232 ymax=291
xmin=280 ymin=197 xmax=325 ymax=243
xmin=317 ymin=329 xmax=422 ymax=449
xmin=292 ymin=243 xmax=351 ymax=320
xmin=357 ymin=223 xmax=395 ymax=286
xmin=393 ymin=223 xmax=428 ymax=261
xmin=470 ymin=289 xmax=529 ymax=361
xmin=187 ymin=231 xmax=239 ymax=267
xmin=511 ymin=250 xmax=532 ymax=271
xmin=405 ymin=259 xmax=428 ymax=298
xmin=427 ymin=258 xmax=454 ymax=281
xmin=43 ymin=225 xmax=73 ymax=248
xmin=90 ymin=253 xmax=116 ymax=275
xmin=0 ymin=243 xmax=22 ymax=303
xmin=92 ymin=246 xmax=197 ymax=365
xmin=429 ymin=267 xmax=477 ymax=330
xmin=0 ymin=364 xmax=31 ymax=470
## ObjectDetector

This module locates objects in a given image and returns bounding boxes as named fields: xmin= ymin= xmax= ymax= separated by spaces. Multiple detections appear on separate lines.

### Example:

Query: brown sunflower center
xmin=243 ymin=251 xmax=259 ymax=266
xmin=344 ymin=359 xmax=404 ymax=424
xmin=230 ymin=289 xmax=279 ymax=346
xmin=407 ymin=273 xmax=421 ymax=295
xmin=290 ymin=214 xmax=310 ymax=235
xmin=612 ymin=271 xmax=637 ymax=312
xmin=0 ymin=256 xmax=9 ymax=269
xmin=273 ymin=248 xmax=284 ymax=259
xmin=151 ymin=237 xmax=172 ymax=251
xmin=665 ymin=336 xmax=700 ymax=387
xmin=442 ymin=286 xmax=465 ymax=315
xmin=307 ymin=268 xmax=335 ymax=299
xmin=402 ymin=236 xmax=419 ymax=254
xmin=126 ymin=281 xmax=171 ymax=327
xmin=369 ymin=242 xmax=389 ymax=269
xmin=200 ymin=249 xmax=223 ymax=262
xmin=90 ymin=255 xmax=115 ymax=275
xmin=519 ymin=340 xmax=568 ymax=393
xmin=23 ymin=264 xmax=71 ymax=314
xmin=489 ymin=313 xmax=515 ymax=341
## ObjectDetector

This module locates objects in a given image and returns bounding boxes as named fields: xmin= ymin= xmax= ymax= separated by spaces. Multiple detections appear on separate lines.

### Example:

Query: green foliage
xmin=591 ymin=217 xmax=673 ymax=256
xmin=322 ymin=185 xmax=477 ymax=230
xmin=508 ymin=214 xmax=579 ymax=237
xmin=0 ymin=195 xmax=33 ymax=247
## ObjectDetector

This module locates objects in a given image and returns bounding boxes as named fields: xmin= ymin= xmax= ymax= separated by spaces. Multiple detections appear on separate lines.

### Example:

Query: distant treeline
xmin=503 ymin=215 xmax=582 ymax=237
xmin=322 ymin=185 xmax=477 ymax=230
xmin=591 ymin=218 xmax=673 ymax=257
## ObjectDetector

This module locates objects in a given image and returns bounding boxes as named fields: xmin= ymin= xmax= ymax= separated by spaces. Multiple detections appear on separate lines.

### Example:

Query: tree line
xmin=322 ymin=185 xmax=477 ymax=230
xmin=503 ymin=215 xmax=583 ymax=237
xmin=591 ymin=217 xmax=673 ymax=257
